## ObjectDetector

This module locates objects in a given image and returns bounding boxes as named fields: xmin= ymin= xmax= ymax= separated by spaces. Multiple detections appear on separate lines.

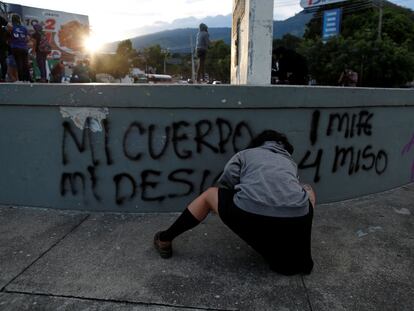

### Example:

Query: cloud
xmin=273 ymin=4 xmax=302 ymax=21
xmin=122 ymin=14 xmax=230 ymax=38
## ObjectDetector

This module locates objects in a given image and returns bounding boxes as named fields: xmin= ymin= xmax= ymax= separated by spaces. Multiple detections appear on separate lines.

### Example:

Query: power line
xmin=274 ymin=0 xmax=303 ymax=5
xmin=275 ymin=3 xmax=303 ymax=8
xmin=273 ymin=0 xmax=310 ymax=8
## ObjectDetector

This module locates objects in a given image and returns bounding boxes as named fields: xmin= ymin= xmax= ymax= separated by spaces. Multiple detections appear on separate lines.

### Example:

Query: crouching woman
xmin=154 ymin=130 xmax=315 ymax=275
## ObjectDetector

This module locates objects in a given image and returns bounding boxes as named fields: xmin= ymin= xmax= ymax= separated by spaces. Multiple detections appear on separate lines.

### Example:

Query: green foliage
xmin=90 ymin=54 xmax=117 ymax=78
xmin=273 ymin=33 xmax=303 ymax=51
xmin=205 ymin=40 xmax=231 ymax=82
xmin=170 ymin=53 xmax=192 ymax=78
xmin=141 ymin=44 xmax=169 ymax=73
xmin=91 ymin=38 xmax=232 ymax=82
xmin=381 ymin=7 xmax=414 ymax=46
xmin=92 ymin=39 xmax=141 ymax=79
xmin=116 ymin=39 xmax=142 ymax=75
xmin=116 ymin=39 xmax=133 ymax=55
xmin=300 ymin=1 xmax=414 ymax=87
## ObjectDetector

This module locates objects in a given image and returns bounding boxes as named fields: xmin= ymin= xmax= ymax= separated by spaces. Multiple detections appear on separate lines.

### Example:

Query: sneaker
xmin=153 ymin=231 xmax=172 ymax=259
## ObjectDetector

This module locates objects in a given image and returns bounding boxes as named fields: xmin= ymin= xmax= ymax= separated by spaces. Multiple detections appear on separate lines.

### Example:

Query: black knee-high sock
xmin=159 ymin=208 xmax=200 ymax=241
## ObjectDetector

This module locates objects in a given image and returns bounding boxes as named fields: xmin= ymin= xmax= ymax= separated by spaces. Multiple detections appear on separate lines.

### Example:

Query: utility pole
xmin=163 ymin=48 xmax=169 ymax=74
xmin=190 ymin=34 xmax=196 ymax=82
xmin=377 ymin=0 xmax=383 ymax=41
xmin=164 ymin=55 xmax=166 ymax=74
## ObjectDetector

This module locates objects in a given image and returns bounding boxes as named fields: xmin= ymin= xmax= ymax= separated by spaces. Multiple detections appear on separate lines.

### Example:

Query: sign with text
xmin=300 ymin=0 xmax=348 ymax=9
xmin=322 ymin=8 xmax=342 ymax=41
xmin=5 ymin=2 xmax=89 ymax=62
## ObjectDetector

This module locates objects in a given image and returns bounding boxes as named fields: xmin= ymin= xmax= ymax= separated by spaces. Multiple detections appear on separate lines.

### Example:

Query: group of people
xmin=0 ymin=13 xmax=65 ymax=83
xmin=271 ymin=47 xmax=359 ymax=87
xmin=272 ymin=47 xmax=309 ymax=85
xmin=2 ymin=15 xmax=316 ymax=275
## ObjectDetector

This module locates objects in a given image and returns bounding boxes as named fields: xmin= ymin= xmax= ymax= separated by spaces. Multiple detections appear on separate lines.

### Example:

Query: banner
xmin=5 ymin=3 xmax=89 ymax=62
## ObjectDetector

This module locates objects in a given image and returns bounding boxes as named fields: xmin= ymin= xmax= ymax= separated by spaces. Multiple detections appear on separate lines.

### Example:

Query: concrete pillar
xmin=231 ymin=0 xmax=274 ymax=85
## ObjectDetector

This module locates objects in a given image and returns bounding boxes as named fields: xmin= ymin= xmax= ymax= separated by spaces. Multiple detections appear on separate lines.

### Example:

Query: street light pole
xmin=377 ymin=0 xmax=383 ymax=41
xmin=163 ymin=48 xmax=169 ymax=74
xmin=190 ymin=34 xmax=196 ymax=82
xmin=164 ymin=55 xmax=166 ymax=74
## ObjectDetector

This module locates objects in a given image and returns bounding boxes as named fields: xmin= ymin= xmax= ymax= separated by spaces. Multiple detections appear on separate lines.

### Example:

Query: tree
xmin=299 ymin=1 xmax=414 ymax=87
xmin=141 ymin=44 xmax=169 ymax=73
xmin=205 ymin=40 xmax=231 ymax=83
xmin=116 ymin=40 xmax=133 ymax=55
xmin=273 ymin=34 xmax=303 ymax=52
xmin=113 ymin=39 xmax=141 ymax=78
xmin=91 ymin=39 xmax=140 ymax=79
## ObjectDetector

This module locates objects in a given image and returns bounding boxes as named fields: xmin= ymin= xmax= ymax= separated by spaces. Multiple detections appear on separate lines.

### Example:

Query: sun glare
xmin=83 ymin=35 xmax=103 ymax=54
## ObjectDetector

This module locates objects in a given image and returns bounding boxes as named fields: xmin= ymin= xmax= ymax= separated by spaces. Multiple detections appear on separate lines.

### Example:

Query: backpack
xmin=38 ymin=33 xmax=51 ymax=54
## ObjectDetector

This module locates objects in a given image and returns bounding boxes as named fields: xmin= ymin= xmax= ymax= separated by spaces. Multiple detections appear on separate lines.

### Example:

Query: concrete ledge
xmin=1 ymin=84 xmax=413 ymax=108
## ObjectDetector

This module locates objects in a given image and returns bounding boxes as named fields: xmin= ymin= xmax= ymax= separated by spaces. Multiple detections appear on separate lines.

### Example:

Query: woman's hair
xmin=247 ymin=130 xmax=294 ymax=154
xmin=11 ymin=14 xmax=21 ymax=26
xmin=33 ymin=23 xmax=43 ymax=32
xmin=199 ymin=23 xmax=208 ymax=31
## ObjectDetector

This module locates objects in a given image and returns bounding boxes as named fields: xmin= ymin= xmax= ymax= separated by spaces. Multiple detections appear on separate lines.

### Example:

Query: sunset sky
xmin=6 ymin=0 xmax=414 ymax=47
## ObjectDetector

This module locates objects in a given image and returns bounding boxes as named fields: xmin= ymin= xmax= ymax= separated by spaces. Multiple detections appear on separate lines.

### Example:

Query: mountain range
xmin=102 ymin=11 xmax=313 ymax=53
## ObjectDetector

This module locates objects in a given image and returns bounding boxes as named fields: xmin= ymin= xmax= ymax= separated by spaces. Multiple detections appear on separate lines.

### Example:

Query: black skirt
xmin=218 ymin=188 xmax=314 ymax=275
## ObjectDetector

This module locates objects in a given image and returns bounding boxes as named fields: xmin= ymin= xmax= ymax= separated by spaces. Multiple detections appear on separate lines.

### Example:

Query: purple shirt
xmin=11 ymin=25 xmax=28 ymax=49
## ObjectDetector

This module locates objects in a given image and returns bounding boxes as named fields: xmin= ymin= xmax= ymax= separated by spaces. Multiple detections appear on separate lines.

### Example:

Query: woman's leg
xmin=0 ymin=52 xmax=7 ymax=80
xmin=36 ymin=53 xmax=47 ymax=81
xmin=21 ymin=50 xmax=31 ymax=82
xmin=196 ymin=50 xmax=206 ymax=82
xmin=196 ymin=59 xmax=202 ymax=82
xmin=11 ymin=48 xmax=23 ymax=81
xmin=199 ymin=54 xmax=206 ymax=81
xmin=161 ymin=187 xmax=218 ymax=238
xmin=154 ymin=187 xmax=219 ymax=258
xmin=187 ymin=187 xmax=218 ymax=220
xmin=13 ymin=49 xmax=30 ymax=82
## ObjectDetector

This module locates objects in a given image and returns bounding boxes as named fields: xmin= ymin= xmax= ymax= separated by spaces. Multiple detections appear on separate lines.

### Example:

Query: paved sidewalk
xmin=0 ymin=184 xmax=413 ymax=311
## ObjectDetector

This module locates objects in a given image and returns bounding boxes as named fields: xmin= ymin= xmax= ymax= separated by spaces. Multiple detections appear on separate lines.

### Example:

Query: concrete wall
xmin=0 ymin=84 xmax=413 ymax=212
xmin=231 ymin=0 xmax=273 ymax=85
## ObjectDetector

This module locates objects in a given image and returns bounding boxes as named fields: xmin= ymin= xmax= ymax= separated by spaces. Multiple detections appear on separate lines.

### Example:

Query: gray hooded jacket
xmin=196 ymin=23 xmax=210 ymax=51
xmin=217 ymin=141 xmax=309 ymax=217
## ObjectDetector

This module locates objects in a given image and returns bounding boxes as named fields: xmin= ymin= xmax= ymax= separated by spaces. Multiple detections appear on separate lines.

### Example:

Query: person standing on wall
xmin=0 ymin=10 xmax=8 ymax=82
xmin=272 ymin=47 xmax=308 ymax=85
xmin=32 ymin=23 xmax=51 ymax=82
xmin=8 ymin=14 xmax=30 ymax=82
xmin=196 ymin=23 xmax=210 ymax=83
xmin=0 ymin=27 xmax=8 ymax=82
xmin=154 ymin=130 xmax=316 ymax=276
xmin=50 ymin=60 xmax=65 ymax=83
xmin=338 ymin=68 xmax=358 ymax=87
xmin=70 ymin=59 xmax=91 ymax=83
xmin=6 ymin=50 xmax=17 ymax=82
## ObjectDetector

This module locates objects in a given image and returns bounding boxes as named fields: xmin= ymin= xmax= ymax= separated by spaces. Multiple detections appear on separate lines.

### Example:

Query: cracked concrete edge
xmin=0 ymin=290 xmax=233 ymax=311
xmin=0 ymin=214 xmax=90 ymax=292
